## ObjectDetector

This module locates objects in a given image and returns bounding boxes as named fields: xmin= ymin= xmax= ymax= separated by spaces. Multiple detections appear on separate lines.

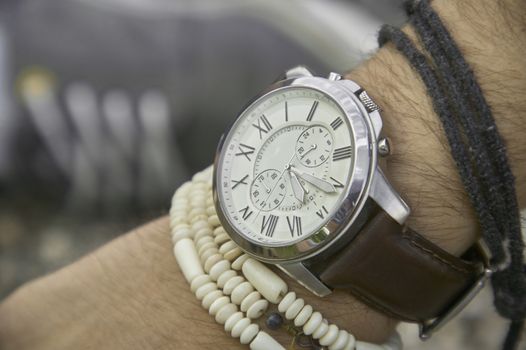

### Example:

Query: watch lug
xmin=277 ymin=262 xmax=332 ymax=297
xmin=369 ymin=166 xmax=410 ymax=225
xmin=285 ymin=66 xmax=314 ymax=79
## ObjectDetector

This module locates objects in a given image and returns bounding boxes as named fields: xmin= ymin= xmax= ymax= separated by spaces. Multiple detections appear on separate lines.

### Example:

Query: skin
xmin=0 ymin=0 xmax=525 ymax=349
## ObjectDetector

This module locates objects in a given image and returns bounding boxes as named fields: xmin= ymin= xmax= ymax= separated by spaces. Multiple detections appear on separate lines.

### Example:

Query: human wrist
xmin=347 ymin=0 xmax=526 ymax=256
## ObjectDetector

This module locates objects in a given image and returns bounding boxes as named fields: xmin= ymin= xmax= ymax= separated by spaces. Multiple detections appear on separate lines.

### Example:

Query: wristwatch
xmin=213 ymin=66 xmax=492 ymax=339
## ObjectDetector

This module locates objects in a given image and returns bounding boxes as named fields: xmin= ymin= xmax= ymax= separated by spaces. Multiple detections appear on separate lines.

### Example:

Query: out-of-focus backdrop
xmin=0 ymin=1 xmax=518 ymax=349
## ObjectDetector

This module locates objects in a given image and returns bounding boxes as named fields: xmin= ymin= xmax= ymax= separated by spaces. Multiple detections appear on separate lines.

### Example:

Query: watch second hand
xmin=252 ymin=153 xmax=296 ymax=224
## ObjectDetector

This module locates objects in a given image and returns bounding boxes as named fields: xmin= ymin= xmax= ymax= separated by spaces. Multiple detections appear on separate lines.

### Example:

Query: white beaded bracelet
xmin=170 ymin=166 xmax=403 ymax=350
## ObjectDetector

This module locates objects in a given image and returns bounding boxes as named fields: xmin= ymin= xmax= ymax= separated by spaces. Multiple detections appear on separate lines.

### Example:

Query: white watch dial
xmin=217 ymin=87 xmax=354 ymax=245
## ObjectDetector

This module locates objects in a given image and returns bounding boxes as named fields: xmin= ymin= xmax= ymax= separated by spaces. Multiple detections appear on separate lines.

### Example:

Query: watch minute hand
xmin=297 ymin=172 xmax=336 ymax=193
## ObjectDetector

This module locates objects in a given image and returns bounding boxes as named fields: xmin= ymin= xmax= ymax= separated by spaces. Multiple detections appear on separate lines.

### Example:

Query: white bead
xmin=303 ymin=311 xmax=322 ymax=335
xmin=197 ymin=242 xmax=217 ymax=257
xmin=294 ymin=304 xmax=313 ymax=327
xmin=206 ymin=205 xmax=216 ymax=216
xmin=215 ymin=303 xmax=238 ymax=324
xmin=208 ymin=215 xmax=221 ymax=227
xmin=213 ymin=226 xmax=226 ymax=236
xmin=240 ymin=324 xmax=259 ymax=344
xmin=342 ymin=333 xmax=356 ymax=350
xmin=231 ymin=282 xmax=254 ymax=305
xmin=209 ymin=260 xmax=231 ymax=281
xmin=355 ymin=341 xmax=384 ymax=350
xmin=194 ymin=227 xmax=213 ymax=241
xmin=195 ymin=282 xmax=217 ymax=300
xmin=231 ymin=317 xmax=251 ymax=338
xmin=278 ymin=292 xmax=296 ymax=313
xmin=201 ymin=290 xmax=223 ymax=310
xmin=224 ymin=247 xmax=243 ymax=261
xmin=214 ymin=233 xmax=230 ymax=245
xmin=195 ymin=235 xmax=214 ymax=249
xmin=249 ymin=331 xmax=286 ymax=350
xmin=246 ymin=299 xmax=268 ymax=319
xmin=171 ymin=227 xmax=192 ymax=243
xmin=217 ymin=270 xmax=237 ymax=288
xmin=319 ymin=324 xmax=339 ymax=346
xmin=190 ymin=208 xmax=206 ymax=219
xmin=232 ymin=254 xmax=250 ymax=270
xmin=191 ymin=220 xmax=209 ymax=232
xmin=190 ymin=274 xmax=211 ymax=293
xmin=329 ymin=330 xmax=349 ymax=350
xmin=204 ymin=253 xmax=223 ymax=273
xmin=312 ymin=319 xmax=329 ymax=339
xmin=285 ymin=298 xmax=304 ymax=320
xmin=225 ymin=311 xmax=244 ymax=332
xmin=209 ymin=296 xmax=229 ymax=316
xmin=190 ymin=214 xmax=208 ymax=224
xmin=200 ymin=248 xmax=220 ymax=265
xmin=242 ymin=259 xmax=287 ymax=303
xmin=240 ymin=291 xmax=261 ymax=312
xmin=172 ymin=223 xmax=190 ymax=232
xmin=173 ymin=238 xmax=204 ymax=283
xmin=219 ymin=240 xmax=238 ymax=254
xmin=223 ymin=276 xmax=244 ymax=295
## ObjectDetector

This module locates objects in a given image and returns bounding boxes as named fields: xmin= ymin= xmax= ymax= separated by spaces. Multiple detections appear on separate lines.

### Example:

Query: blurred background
xmin=0 ymin=0 xmax=520 ymax=349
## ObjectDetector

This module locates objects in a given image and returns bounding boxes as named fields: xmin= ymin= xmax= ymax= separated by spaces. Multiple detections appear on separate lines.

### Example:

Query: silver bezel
xmin=213 ymin=75 xmax=378 ymax=263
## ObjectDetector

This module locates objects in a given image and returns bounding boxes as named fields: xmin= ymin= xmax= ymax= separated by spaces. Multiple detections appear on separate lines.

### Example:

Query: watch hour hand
xmin=298 ymin=172 xmax=336 ymax=193
xmin=289 ymin=171 xmax=306 ymax=204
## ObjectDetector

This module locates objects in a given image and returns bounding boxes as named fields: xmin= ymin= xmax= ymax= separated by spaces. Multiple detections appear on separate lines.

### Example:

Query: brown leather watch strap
xmin=318 ymin=210 xmax=484 ymax=322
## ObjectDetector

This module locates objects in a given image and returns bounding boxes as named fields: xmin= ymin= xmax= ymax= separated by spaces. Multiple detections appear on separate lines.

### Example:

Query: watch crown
xmin=378 ymin=138 xmax=391 ymax=157
xmin=328 ymin=72 xmax=342 ymax=81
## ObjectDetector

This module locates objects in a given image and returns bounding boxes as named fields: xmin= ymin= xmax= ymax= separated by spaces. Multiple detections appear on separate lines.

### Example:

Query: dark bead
xmin=266 ymin=312 xmax=283 ymax=330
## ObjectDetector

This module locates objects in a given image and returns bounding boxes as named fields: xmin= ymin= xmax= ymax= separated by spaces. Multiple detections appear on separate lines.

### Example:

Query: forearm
xmin=0 ymin=218 xmax=395 ymax=349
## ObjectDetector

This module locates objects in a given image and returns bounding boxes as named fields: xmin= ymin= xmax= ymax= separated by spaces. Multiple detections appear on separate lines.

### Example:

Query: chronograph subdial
xmin=295 ymin=125 xmax=334 ymax=167
xmin=250 ymin=169 xmax=287 ymax=211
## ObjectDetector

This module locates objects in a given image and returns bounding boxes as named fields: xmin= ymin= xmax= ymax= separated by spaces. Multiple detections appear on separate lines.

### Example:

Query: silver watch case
xmin=213 ymin=66 xmax=409 ymax=269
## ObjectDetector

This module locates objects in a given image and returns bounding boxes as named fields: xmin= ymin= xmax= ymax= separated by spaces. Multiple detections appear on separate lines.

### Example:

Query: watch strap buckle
xmin=419 ymin=240 xmax=495 ymax=340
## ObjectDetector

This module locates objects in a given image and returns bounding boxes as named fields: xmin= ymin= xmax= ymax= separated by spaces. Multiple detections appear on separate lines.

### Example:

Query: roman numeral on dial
xmin=306 ymin=101 xmax=319 ymax=122
xmin=235 ymin=143 xmax=255 ymax=161
xmin=329 ymin=176 xmax=344 ymax=189
xmin=261 ymin=215 xmax=279 ymax=237
xmin=333 ymin=146 xmax=352 ymax=161
xmin=232 ymin=174 xmax=249 ymax=189
xmin=316 ymin=205 xmax=329 ymax=219
xmin=330 ymin=117 xmax=343 ymax=130
xmin=286 ymin=216 xmax=302 ymax=237
xmin=253 ymin=114 xmax=273 ymax=139
xmin=239 ymin=206 xmax=253 ymax=221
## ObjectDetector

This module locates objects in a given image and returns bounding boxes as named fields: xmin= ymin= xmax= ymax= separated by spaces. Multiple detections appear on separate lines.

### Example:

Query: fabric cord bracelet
xmin=378 ymin=0 xmax=525 ymax=349
xmin=169 ymin=166 xmax=403 ymax=350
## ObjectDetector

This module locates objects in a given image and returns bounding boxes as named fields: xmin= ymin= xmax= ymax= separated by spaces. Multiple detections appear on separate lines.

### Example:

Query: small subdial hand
xmin=288 ymin=169 xmax=308 ymax=203
xmin=300 ymin=144 xmax=317 ymax=159
xmin=290 ymin=166 xmax=336 ymax=193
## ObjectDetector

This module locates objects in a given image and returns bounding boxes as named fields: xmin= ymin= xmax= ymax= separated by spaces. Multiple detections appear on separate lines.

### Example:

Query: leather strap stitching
xmin=402 ymin=232 xmax=472 ymax=275
xmin=345 ymin=282 xmax=417 ymax=322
